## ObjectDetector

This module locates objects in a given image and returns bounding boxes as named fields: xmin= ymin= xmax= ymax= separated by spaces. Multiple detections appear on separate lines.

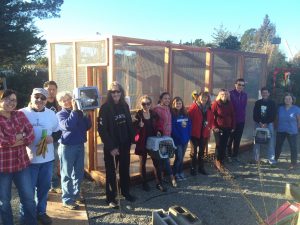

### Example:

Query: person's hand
xmin=139 ymin=120 xmax=144 ymax=128
xmin=157 ymin=131 xmax=162 ymax=137
xmin=16 ymin=133 xmax=23 ymax=141
xmin=259 ymin=123 xmax=266 ymax=128
xmin=45 ymin=135 xmax=53 ymax=144
xmin=11 ymin=139 xmax=24 ymax=147
xmin=213 ymin=128 xmax=219 ymax=132
xmin=72 ymin=99 xmax=78 ymax=111
xmin=110 ymin=148 xmax=119 ymax=156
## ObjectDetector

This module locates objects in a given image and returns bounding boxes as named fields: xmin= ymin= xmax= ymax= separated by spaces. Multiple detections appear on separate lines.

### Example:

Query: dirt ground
xmin=3 ymin=144 xmax=300 ymax=225
xmin=84 ymin=146 xmax=300 ymax=225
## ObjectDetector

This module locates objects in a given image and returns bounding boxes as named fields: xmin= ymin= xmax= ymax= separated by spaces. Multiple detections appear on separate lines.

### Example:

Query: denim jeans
xmin=51 ymin=142 xmax=60 ymax=189
xmin=58 ymin=143 xmax=84 ymax=204
xmin=0 ymin=168 xmax=37 ymax=225
xmin=253 ymin=123 xmax=275 ymax=162
xmin=173 ymin=144 xmax=188 ymax=176
xmin=275 ymin=132 xmax=298 ymax=164
xmin=22 ymin=161 xmax=53 ymax=216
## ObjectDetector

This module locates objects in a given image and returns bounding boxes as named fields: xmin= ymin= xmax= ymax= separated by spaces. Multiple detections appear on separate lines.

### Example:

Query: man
xmin=252 ymin=87 xmax=276 ymax=164
xmin=227 ymin=78 xmax=247 ymax=161
xmin=20 ymin=88 xmax=60 ymax=225
xmin=44 ymin=81 xmax=62 ymax=193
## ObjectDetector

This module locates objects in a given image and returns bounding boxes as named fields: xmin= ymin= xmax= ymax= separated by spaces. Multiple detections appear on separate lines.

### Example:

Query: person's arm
xmin=19 ymin=111 xmax=35 ymax=145
xmin=57 ymin=110 xmax=79 ymax=131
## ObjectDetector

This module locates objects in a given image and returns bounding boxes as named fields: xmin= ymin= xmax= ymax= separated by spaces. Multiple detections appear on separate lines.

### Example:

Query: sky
xmin=35 ymin=0 xmax=300 ymax=59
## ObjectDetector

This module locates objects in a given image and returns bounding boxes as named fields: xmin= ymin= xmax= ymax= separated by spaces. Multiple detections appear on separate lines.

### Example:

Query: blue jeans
xmin=0 ymin=168 xmax=37 ymax=225
xmin=253 ymin=123 xmax=275 ymax=162
xmin=51 ymin=142 xmax=60 ymax=189
xmin=173 ymin=144 xmax=187 ymax=176
xmin=58 ymin=143 xmax=84 ymax=204
xmin=275 ymin=132 xmax=298 ymax=165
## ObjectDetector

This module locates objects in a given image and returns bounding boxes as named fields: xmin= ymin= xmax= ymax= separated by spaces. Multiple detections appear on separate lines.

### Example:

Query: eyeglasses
xmin=110 ymin=90 xmax=121 ymax=94
xmin=237 ymin=83 xmax=245 ymax=87
xmin=4 ymin=98 xmax=17 ymax=103
xmin=141 ymin=102 xmax=151 ymax=106
xmin=34 ymin=95 xmax=47 ymax=101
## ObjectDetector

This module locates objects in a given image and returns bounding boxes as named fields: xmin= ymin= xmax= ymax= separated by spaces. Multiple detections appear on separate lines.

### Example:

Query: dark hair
xmin=235 ymin=78 xmax=245 ymax=84
xmin=171 ymin=97 xmax=187 ymax=117
xmin=0 ymin=89 xmax=17 ymax=100
xmin=158 ymin=92 xmax=170 ymax=104
xmin=106 ymin=81 xmax=126 ymax=105
xmin=43 ymin=80 xmax=58 ymax=89
xmin=283 ymin=92 xmax=296 ymax=104
xmin=197 ymin=91 xmax=211 ymax=106
xmin=260 ymin=87 xmax=269 ymax=93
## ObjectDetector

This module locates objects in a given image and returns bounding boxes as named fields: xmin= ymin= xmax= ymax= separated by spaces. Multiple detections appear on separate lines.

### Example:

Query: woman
xmin=275 ymin=93 xmax=300 ymax=169
xmin=98 ymin=81 xmax=136 ymax=209
xmin=56 ymin=91 xmax=92 ymax=209
xmin=0 ymin=89 xmax=37 ymax=225
xmin=20 ymin=88 xmax=59 ymax=225
xmin=153 ymin=92 xmax=177 ymax=187
xmin=171 ymin=97 xmax=191 ymax=181
xmin=211 ymin=89 xmax=235 ymax=169
xmin=188 ymin=92 xmax=213 ymax=176
xmin=134 ymin=95 xmax=166 ymax=192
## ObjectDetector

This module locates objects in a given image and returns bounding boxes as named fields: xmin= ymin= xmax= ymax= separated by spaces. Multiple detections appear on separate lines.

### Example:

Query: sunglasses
xmin=110 ymin=90 xmax=121 ymax=94
xmin=237 ymin=83 xmax=245 ymax=87
xmin=34 ymin=95 xmax=47 ymax=101
xmin=141 ymin=102 xmax=151 ymax=106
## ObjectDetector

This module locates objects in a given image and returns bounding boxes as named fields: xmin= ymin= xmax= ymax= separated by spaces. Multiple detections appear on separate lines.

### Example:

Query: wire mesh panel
xmin=212 ymin=53 xmax=238 ymax=95
xmin=50 ymin=42 xmax=74 ymax=92
xmin=76 ymin=41 xmax=107 ymax=87
xmin=114 ymin=45 xmax=165 ymax=109
xmin=171 ymin=50 xmax=206 ymax=105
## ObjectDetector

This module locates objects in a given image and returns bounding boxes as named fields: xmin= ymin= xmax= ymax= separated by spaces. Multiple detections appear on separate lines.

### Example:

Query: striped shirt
xmin=0 ymin=111 xmax=35 ymax=173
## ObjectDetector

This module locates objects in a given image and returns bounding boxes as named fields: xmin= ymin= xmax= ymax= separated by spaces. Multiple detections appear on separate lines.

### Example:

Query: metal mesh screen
xmin=114 ymin=45 xmax=165 ymax=109
xmin=50 ymin=43 xmax=74 ymax=92
xmin=212 ymin=53 xmax=238 ymax=95
xmin=76 ymin=41 xmax=107 ymax=87
xmin=172 ymin=50 xmax=206 ymax=105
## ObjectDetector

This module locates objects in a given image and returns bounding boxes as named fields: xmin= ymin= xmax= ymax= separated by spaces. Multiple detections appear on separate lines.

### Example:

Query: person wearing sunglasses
xmin=20 ymin=88 xmax=60 ymax=225
xmin=0 ymin=89 xmax=37 ymax=225
xmin=98 ymin=81 xmax=136 ymax=209
xmin=133 ymin=95 xmax=166 ymax=192
xmin=226 ymin=78 xmax=247 ymax=163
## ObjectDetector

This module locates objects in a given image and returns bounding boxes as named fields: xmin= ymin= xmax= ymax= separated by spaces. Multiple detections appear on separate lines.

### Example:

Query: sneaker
xmin=175 ymin=174 xmax=183 ymax=181
xmin=190 ymin=168 xmax=197 ymax=176
xmin=248 ymin=159 xmax=260 ymax=165
xmin=49 ymin=188 xmax=62 ymax=194
xmin=123 ymin=193 xmax=136 ymax=202
xmin=179 ymin=173 xmax=187 ymax=180
xmin=156 ymin=183 xmax=167 ymax=192
xmin=142 ymin=182 xmax=150 ymax=192
xmin=106 ymin=200 xmax=119 ymax=209
xmin=63 ymin=202 xmax=79 ymax=210
xmin=37 ymin=213 xmax=52 ymax=225
xmin=171 ymin=178 xmax=177 ymax=187
xmin=75 ymin=196 xmax=85 ymax=204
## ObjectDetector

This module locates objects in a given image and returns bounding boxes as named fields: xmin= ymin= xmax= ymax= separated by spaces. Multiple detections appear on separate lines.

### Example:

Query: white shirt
xmin=20 ymin=107 xmax=60 ymax=164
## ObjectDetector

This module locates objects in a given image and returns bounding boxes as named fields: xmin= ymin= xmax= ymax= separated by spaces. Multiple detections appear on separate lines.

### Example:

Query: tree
xmin=219 ymin=35 xmax=241 ymax=50
xmin=240 ymin=28 xmax=257 ymax=52
xmin=193 ymin=39 xmax=206 ymax=47
xmin=0 ymin=0 xmax=64 ymax=70
xmin=211 ymin=24 xmax=231 ymax=46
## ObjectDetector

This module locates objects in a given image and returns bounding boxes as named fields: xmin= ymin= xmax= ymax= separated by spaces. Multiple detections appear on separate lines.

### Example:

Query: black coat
xmin=97 ymin=101 xmax=134 ymax=153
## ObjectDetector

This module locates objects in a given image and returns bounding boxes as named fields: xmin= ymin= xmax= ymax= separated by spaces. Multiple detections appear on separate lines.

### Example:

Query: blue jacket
xmin=57 ymin=108 xmax=92 ymax=145
xmin=171 ymin=114 xmax=191 ymax=146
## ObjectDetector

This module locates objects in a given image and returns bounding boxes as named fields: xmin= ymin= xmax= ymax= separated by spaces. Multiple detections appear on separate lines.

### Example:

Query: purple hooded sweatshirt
xmin=229 ymin=89 xmax=247 ymax=123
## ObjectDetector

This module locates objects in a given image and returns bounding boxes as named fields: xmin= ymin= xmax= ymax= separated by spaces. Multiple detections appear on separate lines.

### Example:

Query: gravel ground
xmin=84 ymin=147 xmax=300 ymax=225
xmin=3 ymin=146 xmax=300 ymax=225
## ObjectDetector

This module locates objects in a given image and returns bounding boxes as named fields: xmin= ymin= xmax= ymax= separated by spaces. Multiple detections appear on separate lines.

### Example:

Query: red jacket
xmin=211 ymin=100 xmax=235 ymax=129
xmin=188 ymin=102 xmax=213 ymax=138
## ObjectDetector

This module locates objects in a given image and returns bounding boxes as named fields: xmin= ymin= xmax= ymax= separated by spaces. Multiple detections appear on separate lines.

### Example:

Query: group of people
xmin=1 ymin=78 xmax=299 ymax=224
xmin=0 ymin=81 xmax=91 ymax=225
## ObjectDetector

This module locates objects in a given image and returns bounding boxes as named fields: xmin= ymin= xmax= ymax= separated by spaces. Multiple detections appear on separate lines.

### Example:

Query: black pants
xmin=190 ymin=136 xmax=208 ymax=170
xmin=214 ymin=128 xmax=231 ymax=162
xmin=139 ymin=150 xmax=162 ymax=184
xmin=104 ymin=143 xmax=131 ymax=202
xmin=227 ymin=122 xmax=244 ymax=157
